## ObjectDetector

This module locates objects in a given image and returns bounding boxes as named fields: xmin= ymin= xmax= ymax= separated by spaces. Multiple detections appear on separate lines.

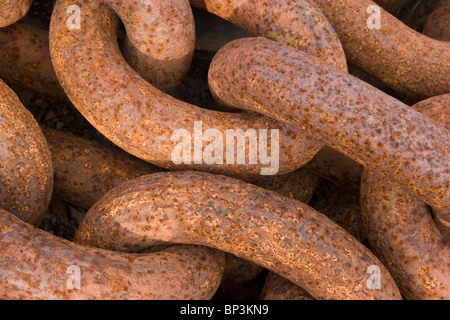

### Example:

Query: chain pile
xmin=0 ymin=0 xmax=448 ymax=300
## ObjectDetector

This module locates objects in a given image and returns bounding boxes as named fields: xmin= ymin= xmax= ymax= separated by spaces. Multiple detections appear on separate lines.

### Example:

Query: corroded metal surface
xmin=42 ymin=127 xmax=160 ymax=209
xmin=0 ymin=208 xmax=224 ymax=300
xmin=411 ymin=94 xmax=450 ymax=131
xmin=423 ymin=0 xmax=450 ymax=41
xmin=209 ymin=38 xmax=449 ymax=214
xmin=260 ymin=272 xmax=314 ymax=300
xmin=0 ymin=80 xmax=53 ymax=226
xmin=44 ymin=128 xmax=322 ymax=291
xmin=248 ymin=168 xmax=321 ymax=203
xmin=108 ymin=0 xmax=195 ymax=92
xmin=410 ymin=94 xmax=450 ymax=229
xmin=310 ymin=181 xmax=366 ymax=243
xmin=361 ymin=170 xmax=449 ymax=299
xmin=304 ymin=147 xmax=363 ymax=192
xmin=44 ymin=128 xmax=324 ymax=292
xmin=361 ymin=99 xmax=449 ymax=300
xmin=0 ymin=21 xmax=68 ymax=101
xmin=190 ymin=0 xmax=347 ymax=71
xmin=313 ymin=0 xmax=450 ymax=98
xmin=75 ymin=171 xmax=401 ymax=300
xmin=215 ymin=253 xmax=265 ymax=297
xmin=0 ymin=0 xmax=33 ymax=28
xmin=49 ymin=0 xmax=323 ymax=177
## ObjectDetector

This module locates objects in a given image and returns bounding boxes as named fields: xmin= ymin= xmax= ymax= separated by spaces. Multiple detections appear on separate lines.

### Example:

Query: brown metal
xmin=313 ymin=0 xmax=450 ymax=98
xmin=304 ymin=147 xmax=363 ymax=192
xmin=248 ymin=168 xmax=321 ymax=204
xmin=0 ymin=208 xmax=225 ymax=299
xmin=42 ymin=127 xmax=160 ymax=209
xmin=49 ymin=0 xmax=323 ymax=177
xmin=75 ymin=171 xmax=401 ymax=300
xmin=361 ymin=96 xmax=449 ymax=300
xmin=106 ymin=0 xmax=196 ymax=92
xmin=423 ymin=0 xmax=450 ymax=41
xmin=0 ymin=0 xmax=33 ymax=28
xmin=260 ymin=272 xmax=314 ymax=300
xmin=0 ymin=79 xmax=53 ymax=226
xmin=209 ymin=37 xmax=449 ymax=215
xmin=189 ymin=0 xmax=347 ymax=71
xmin=410 ymin=94 xmax=450 ymax=228
xmin=310 ymin=182 xmax=366 ymax=243
xmin=361 ymin=170 xmax=449 ymax=299
xmin=411 ymin=94 xmax=450 ymax=131
xmin=43 ymin=128 xmax=323 ymax=292
xmin=0 ymin=21 xmax=68 ymax=101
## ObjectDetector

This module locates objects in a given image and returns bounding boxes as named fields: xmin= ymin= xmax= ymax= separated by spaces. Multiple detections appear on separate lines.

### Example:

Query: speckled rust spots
xmin=313 ymin=0 xmax=450 ymax=98
xmin=260 ymin=272 xmax=314 ymax=300
xmin=0 ymin=0 xmax=33 ymax=27
xmin=411 ymin=94 xmax=450 ymax=131
xmin=43 ymin=129 xmax=323 ymax=291
xmin=361 ymin=170 xmax=449 ymax=299
xmin=304 ymin=147 xmax=363 ymax=191
xmin=75 ymin=171 xmax=401 ymax=300
xmin=0 ymin=80 xmax=53 ymax=226
xmin=209 ymin=38 xmax=449 ymax=215
xmin=361 ymin=101 xmax=449 ymax=299
xmin=43 ymin=128 xmax=161 ymax=210
xmin=0 ymin=22 xmax=68 ymax=101
xmin=423 ymin=0 xmax=450 ymax=41
xmin=107 ymin=0 xmax=196 ymax=91
xmin=190 ymin=0 xmax=347 ymax=71
xmin=0 ymin=208 xmax=224 ymax=299
xmin=49 ymin=0 xmax=323 ymax=177
xmin=310 ymin=181 xmax=366 ymax=243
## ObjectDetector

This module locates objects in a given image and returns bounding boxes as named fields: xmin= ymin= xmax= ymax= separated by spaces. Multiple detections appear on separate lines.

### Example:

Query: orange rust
xmin=190 ymin=0 xmax=347 ymax=71
xmin=209 ymin=38 xmax=449 ymax=215
xmin=361 ymin=96 xmax=449 ymax=299
xmin=423 ymin=0 xmax=450 ymax=41
xmin=0 ymin=208 xmax=225 ymax=299
xmin=0 ymin=80 xmax=53 ymax=225
xmin=75 ymin=171 xmax=402 ymax=300
xmin=0 ymin=0 xmax=33 ymax=28
xmin=313 ymin=0 xmax=450 ymax=98
xmin=260 ymin=272 xmax=314 ymax=300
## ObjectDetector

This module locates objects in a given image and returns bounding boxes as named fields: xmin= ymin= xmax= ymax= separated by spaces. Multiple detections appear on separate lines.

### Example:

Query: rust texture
xmin=0 ymin=21 xmax=68 ymax=101
xmin=43 ymin=128 xmax=323 ymax=291
xmin=361 ymin=99 xmax=449 ymax=299
xmin=0 ymin=0 xmax=33 ymax=28
xmin=248 ymin=168 xmax=321 ymax=203
xmin=42 ymin=127 xmax=161 ymax=209
xmin=209 ymin=38 xmax=449 ymax=215
xmin=50 ymin=0 xmax=324 ymax=178
xmin=190 ymin=0 xmax=347 ymax=71
xmin=310 ymin=181 xmax=366 ymax=243
xmin=75 ymin=171 xmax=401 ymax=300
xmin=411 ymin=94 xmax=450 ymax=131
xmin=410 ymin=95 xmax=450 ymax=228
xmin=0 ymin=208 xmax=224 ymax=299
xmin=215 ymin=253 xmax=264 ymax=297
xmin=361 ymin=170 xmax=449 ymax=299
xmin=423 ymin=0 xmax=450 ymax=41
xmin=304 ymin=147 xmax=363 ymax=192
xmin=0 ymin=80 xmax=53 ymax=226
xmin=260 ymin=272 xmax=314 ymax=300
xmin=313 ymin=0 xmax=450 ymax=98
xmin=106 ymin=0 xmax=196 ymax=92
